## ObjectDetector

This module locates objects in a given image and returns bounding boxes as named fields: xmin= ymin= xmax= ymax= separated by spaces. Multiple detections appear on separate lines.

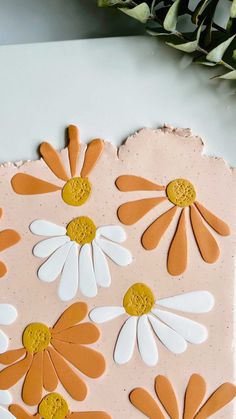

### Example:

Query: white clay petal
xmin=0 ymin=305 xmax=17 ymax=325
xmin=79 ymin=244 xmax=97 ymax=298
xmin=96 ymin=237 xmax=132 ymax=266
xmin=90 ymin=306 xmax=125 ymax=323
xmin=96 ymin=225 xmax=126 ymax=243
xmin=30 ymin=220 xmax=66 ymax=236
xmin=114 ymin=316 xmax=137 ymax=364
xmin=33 ymin=236 xmax=70 ymax=258
xmin=137 ymin=315 xmax=158 ymax=366
xmin=0 ymin=330 xmax=9 ymax=354
xmin=157 ymin=291 xmax=215 ymax=313
xmin=152 ymin=309 xmax=208 ymax=344
xmin=0 ymin=407 xmax=15 ymax=419
xmin=0 ymin=390 xmax=13 ymax=405
xmin=92 ymin=241 xmax=111 ymax=288
xmin=38 ymin=241 xmax=72 ymax=282
xmin=58 ymin=243 xmax=79 ymax=301
xmin=148 ymin=314 xmax=187 ymax=354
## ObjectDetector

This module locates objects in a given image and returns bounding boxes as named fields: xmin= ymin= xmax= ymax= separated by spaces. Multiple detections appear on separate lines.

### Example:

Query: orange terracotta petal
xmin=167 ymin=208 xmax=187 ymax=276
xmin=194 ymin=201 xmax=230 ymax=236
xmin=0 ymin=261 xmax=7 ymax=278
xmin=53 ymin=302 xmax=88 ymax=332
xmin=80 ymin=139 xmax=104 ymax=178
xmin=68 ymin=125 xmax=80 ymax=178
xmin=69 ymin=412 xmax=112 ymax=419
xmin=0 ymin=229 xmax=21 ymax=252
xmin=22 ymin=352 xmax=43 ymax=406
xmin=183 ymin=374 xmax=206 ymax=419
xmin=195 ymin=383 xmax=236 ymax=419
xmin=129 ymin=388 xmax=165 ymax=419
xmin=0 ymin=352 xmax=32 ymax=389
xmin=40 ymin=142 xmax=69 ymax=181
xmin=116 ymin=175 xmax=165 ymax=192
xmin=190 ymin=205 xmax=220 ymax=263
xmin=0 ymin=209 xmax=3 ymax=218
xmin=51 ymin=339 xmax=105 ymax=378
xmin=0 ymin=348 xmax=26 ymax=365
xmin=11 ymin=173 xmax=61 ymax=195
xmin=155 ymin=375 xmax=179 ymax=419
xmin=48 ymin=347 xmax=87 ymax=401
xmin=118 ymin=197 xmax=167 ymax=225
xmin=142 ymin=206 xmax=178 ymax=250
xmin=43 ymin=350 xmax=58 ymax=392
xmin=52 ymin=323 xmax=100 ymax=344
xmin=9 ymin=404 xmax=35 ymax=419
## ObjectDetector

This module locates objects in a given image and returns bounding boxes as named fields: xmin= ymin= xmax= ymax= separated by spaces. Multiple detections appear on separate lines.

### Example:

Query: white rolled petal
xmin=79 ymin=244 xmax=97 ymax=298
xmin=152 ymin=309 xmax=208 ymax=344
xmin=0 ymin=390 xmax=12 ymax=405
xmin=114 ymin=316 xmax=137 ymax=364
xmin=33 ymin=235 xmax=70 ymax=258
xmin=137 ymin=315 xmax=158 ymax=366
xmin=58 ymin=243 xmax=79 ymax=301
xmin=96 ymin=237 xmax=132 ymax=266
xmin=89 ymin=306 xmax=125 ymax=323
xmin=0 ymin=305 xmax=17 ymax=325
xmin=92 ymin=241 xmax=111 ymax=288
xmin=96 ymin=225 xmax=126 ymax=243
xmin=148 ymin=314 xmax=187 ymax=354
xmin=30 ymin=219 xmax=66 ymax=236
xmin=38 ymin=241 xmax=72 ymax=282
xmin=0 ymin=407 xmax=15 ymax=419
xmin=0 ymin=330 xmax=9 ymax=354
xmin=157 ymin=291 xmax=215 ymax=313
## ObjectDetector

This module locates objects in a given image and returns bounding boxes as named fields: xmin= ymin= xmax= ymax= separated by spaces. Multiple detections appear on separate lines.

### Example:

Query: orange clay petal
xmin=51 ymin=339 xmax=105 ymax=378
xmin=0 ymin=229 xmax=21 ymax=252
xmin=40 ymin=142 xmax=69 ymax=181
xmin=52 ymin=323 xmax=100 ymax=344
xmin=116 ymin=175 xmax=165 ymax=192
xmin=194 ymin=201 xmax=230 ymax=236
xmin=195 ymin=383 xmax=236 ymax=419
xmin=0 ymin=261 xmax=7 ymax=278
xmin=69 ymin=413 xmax=112 ymax=419
xmin=22 ymin=351 xmax=43 ymax=406
xmin=53 ymin=302 xmax=88 ymax=332
xmin=155 ymin=375 xmax=179 ymax=419
xmin=129 ymin=388 xmax=165 ymax=419
xmin=48 ymin=347 xmax=87 ymax=401
xmin=142 ymin=206 xmax=178 ymax=250
xmin=68 ymin=125 xmax=80 ymax=178
xmin=190 ymin=205 xmax=220 ymax=263
xmin=43 ymin=350 xmax=58 ymax=392
xmin=9 ymin=405 xmax=35 ymax=419
xmin=80 ymin=139 xmax=104 ymax=178
xmin=167 ymin=208 xmax=187 ymax=276
xmin=183 ymin=374 xmax=206 ymax=419
xmin=118 ymin=197 xmax=167 ymax=225
xmin=0 ymin=209 xmax=3 ymax=218
xmin=0 ymin=348 xmax=26 ymax=365
xmin=0 ymin=352 xmax=32 ymax=389
xmin=11 ymin=173 xmax=61 ymax=195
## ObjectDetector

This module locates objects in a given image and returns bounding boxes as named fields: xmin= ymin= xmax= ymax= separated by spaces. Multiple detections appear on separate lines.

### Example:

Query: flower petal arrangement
xmin=0 ymin=209 xmax=21 ymax=278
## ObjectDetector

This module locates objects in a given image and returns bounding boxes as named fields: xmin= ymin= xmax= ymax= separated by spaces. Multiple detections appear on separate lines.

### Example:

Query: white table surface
xmin=0 ymin=35 xmax=235 ymax=167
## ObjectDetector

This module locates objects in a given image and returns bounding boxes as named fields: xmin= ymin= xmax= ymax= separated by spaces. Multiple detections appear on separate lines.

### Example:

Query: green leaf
xmin=206 ymin=35 xmax=236 ymax=63
xmin=192 ymin=0 xmax=210 ymax=25
xmin=231 ymin=0 xmax=236 ymax=18
xmin=216 ymin=70 xmax=236 ymax=79
xmin=119 ymin=3 xmax=150 ymax=23
xmin=166 ymin=22 xmax=203 ymax=53
xmin=98 ymin=0 xmax=128 ymax=6
xmin=163 ymin=0 xmax=181 ymax=32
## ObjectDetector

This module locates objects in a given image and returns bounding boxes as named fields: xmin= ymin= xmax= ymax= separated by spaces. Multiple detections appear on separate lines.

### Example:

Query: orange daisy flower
xmin=0 ymin=208 xmax=21 ymax=278
xmin=11 ymin=125 xmax=104 ymax=207
xmin=116 ymin=175 xmax=230 ymax=275
xmin=130 ymin=374 xmax=236 ymax=418
xmin=0 ymin=302 xmax=106 ymax=406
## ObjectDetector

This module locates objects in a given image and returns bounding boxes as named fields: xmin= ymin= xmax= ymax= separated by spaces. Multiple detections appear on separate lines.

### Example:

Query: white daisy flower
xmin=30 ymin=217 xmax=132 ymax=301
xmin=89 ymin=283 xmax=214 ymax=366
xmin=0 ymin=304 xmax=17 ymax=354
xmin=0 ymin=390 xmax=13 ymax=419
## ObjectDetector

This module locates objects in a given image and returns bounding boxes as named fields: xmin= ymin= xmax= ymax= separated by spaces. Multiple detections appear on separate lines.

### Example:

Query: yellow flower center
xmin=62 ymin=177 xmax=91 ymax=206
xmin=39 ymin=393 xmax=69 ymax=419
xmin=23 ymin=323 xmax=51 ymax=353
xmin=123 ymin=283 xmax=155 ymax=316
xmin=166 ymin=178 xmax=196 ymax=207
xmin=66 ymin=216 xmax=96 ymax=245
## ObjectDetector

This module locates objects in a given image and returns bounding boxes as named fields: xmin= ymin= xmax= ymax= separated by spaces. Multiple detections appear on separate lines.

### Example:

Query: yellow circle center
xmin=23 ymin=323 xmax=51 ymax=353
xmin=66 ymin=216 xmax=96 ymax=245
xmin=166 ymin=178 xmax=196 ymax=207
xmin=62 ymin=177 xmax=91 ymax=206
xmin=123 ymin=283 xmax=155 ymax=316
xmin=39 ymin=393 xmax=69 ymax=419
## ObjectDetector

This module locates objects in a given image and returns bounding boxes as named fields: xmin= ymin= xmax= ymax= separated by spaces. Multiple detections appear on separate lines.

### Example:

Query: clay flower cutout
xmin=11 ymin=125 xmax=104 ymax=207
xmin=0 ymin=209 xmax=21 ymax=278
xmin=9 ymin=392 xmax=111 ymax=419
xmin=0 ymin=302 xmax=106 ymax=406
xmin=90 ymin=283 xmax=214 ymax=366
xmin=0 ymin=304 xmax=17 ymax=353
xmin=116 ymin=176 xmax=230 ymax=275
xmin=30 ymin=218 xmax=132 ymax=300
xmin=130 ymin=374 xmax=236 ymax=418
